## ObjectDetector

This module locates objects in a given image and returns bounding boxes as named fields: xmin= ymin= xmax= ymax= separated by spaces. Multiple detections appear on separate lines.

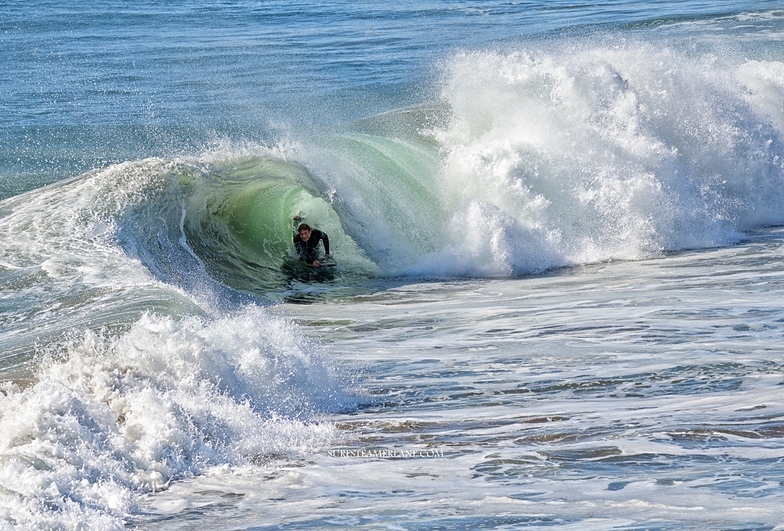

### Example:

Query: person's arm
xmin=322 ymin=233 xmax=330 ymax=256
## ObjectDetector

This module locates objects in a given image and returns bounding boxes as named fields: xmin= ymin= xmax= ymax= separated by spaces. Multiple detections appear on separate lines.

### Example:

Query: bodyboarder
xmin=293 ymin=222 xmax=331 ymax=268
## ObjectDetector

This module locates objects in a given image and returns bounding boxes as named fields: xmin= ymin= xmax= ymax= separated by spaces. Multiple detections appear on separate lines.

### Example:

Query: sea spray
xmin=424 ymin=42 xmax=784 ymax=275
xmin=0 ymin=307 xmax=349 ymax=530
xmin=4 ymin=47 xmax=784 ymax=299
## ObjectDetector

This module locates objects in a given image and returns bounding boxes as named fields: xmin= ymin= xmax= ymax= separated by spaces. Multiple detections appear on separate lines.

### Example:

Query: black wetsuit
xmin=293 ymin=229 xmax=330 ymax=265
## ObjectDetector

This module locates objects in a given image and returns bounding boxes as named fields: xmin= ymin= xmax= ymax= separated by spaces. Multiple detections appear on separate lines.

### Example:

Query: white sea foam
xmin=0 ymin=307 xmax=348 ymax=530
xmin=3 ymin=22 xmax=784 ymax=531
xmin=419 ymin=43 xmax=784 ymax=276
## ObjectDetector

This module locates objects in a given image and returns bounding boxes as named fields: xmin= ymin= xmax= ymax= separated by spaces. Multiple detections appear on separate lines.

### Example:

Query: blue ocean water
xmin=2 ymin=1 xmax=784 ymax=529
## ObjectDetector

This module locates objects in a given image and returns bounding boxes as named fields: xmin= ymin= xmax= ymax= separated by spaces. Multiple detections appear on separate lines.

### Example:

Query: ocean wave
xmin=0 ymin=308 xmax=348 ymax=530
xmin=7 ymin=44 xmax=784 ymax=301
xmin=425 ymin=42 xmax=784 ymax=275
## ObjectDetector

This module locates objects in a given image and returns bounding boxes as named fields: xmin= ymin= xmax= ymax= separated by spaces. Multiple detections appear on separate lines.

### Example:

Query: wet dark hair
xmin=297 ymin=223 xmax=312 ymax=232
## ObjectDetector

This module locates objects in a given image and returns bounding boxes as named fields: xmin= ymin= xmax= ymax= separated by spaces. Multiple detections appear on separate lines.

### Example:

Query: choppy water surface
xmin=121 ymin=227 xmax=784 ymax=530
xmin=2 ymin=2 xmax=784 ymax=529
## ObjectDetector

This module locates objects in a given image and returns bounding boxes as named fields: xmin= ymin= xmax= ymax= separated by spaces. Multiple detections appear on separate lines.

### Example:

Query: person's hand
xmin=312 ymin=260 xmax=321 ymax=268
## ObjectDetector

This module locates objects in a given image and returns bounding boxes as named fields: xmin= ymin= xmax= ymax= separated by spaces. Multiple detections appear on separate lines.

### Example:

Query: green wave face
xmin=306 ymin=106 xmax=453 ymax=273
xmin=114 ymin=106 xmax=450 ymax=299
xmin=183 ymin=157 xmax=379 ymax=297
xmin=323 ymin=133 xmax=448 ymax=265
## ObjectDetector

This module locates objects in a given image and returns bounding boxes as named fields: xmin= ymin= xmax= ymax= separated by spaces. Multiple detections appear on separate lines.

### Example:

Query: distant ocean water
xmin=3 ymin=1 xmax=784 ymax=529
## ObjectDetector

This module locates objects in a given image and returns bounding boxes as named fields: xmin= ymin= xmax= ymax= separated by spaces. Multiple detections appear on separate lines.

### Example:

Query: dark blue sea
xmin=3 ymin=1 xmax=784 ymax=529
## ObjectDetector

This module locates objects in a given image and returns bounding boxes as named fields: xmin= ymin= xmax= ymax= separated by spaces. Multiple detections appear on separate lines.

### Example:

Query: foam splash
xmin=421 ymin=42 xmax=784 ymax=276
xmin=0 ymin=307 xmax=349 ymax=530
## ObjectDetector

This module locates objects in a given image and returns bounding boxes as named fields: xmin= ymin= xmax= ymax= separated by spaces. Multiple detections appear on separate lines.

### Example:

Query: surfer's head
xmin=297 ymin=223 xmax=312 ymax=241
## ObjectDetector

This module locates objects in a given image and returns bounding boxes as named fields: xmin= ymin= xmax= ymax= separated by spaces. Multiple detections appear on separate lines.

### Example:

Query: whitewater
xmin=2 ymin=1 xmax=784 ymax=529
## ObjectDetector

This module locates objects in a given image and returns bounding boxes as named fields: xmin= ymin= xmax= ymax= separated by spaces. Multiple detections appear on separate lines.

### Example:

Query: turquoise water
xmin=2 ymin=2 xmax=784 ymax=529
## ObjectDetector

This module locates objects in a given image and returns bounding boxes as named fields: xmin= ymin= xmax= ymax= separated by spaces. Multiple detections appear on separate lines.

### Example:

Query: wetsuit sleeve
xmin=322 ymin=232 xmax=330 ymax=255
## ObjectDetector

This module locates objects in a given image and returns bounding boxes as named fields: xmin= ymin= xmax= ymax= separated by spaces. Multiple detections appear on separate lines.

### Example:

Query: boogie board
xmin=309 ymin=255 xmax=336 ymax=267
